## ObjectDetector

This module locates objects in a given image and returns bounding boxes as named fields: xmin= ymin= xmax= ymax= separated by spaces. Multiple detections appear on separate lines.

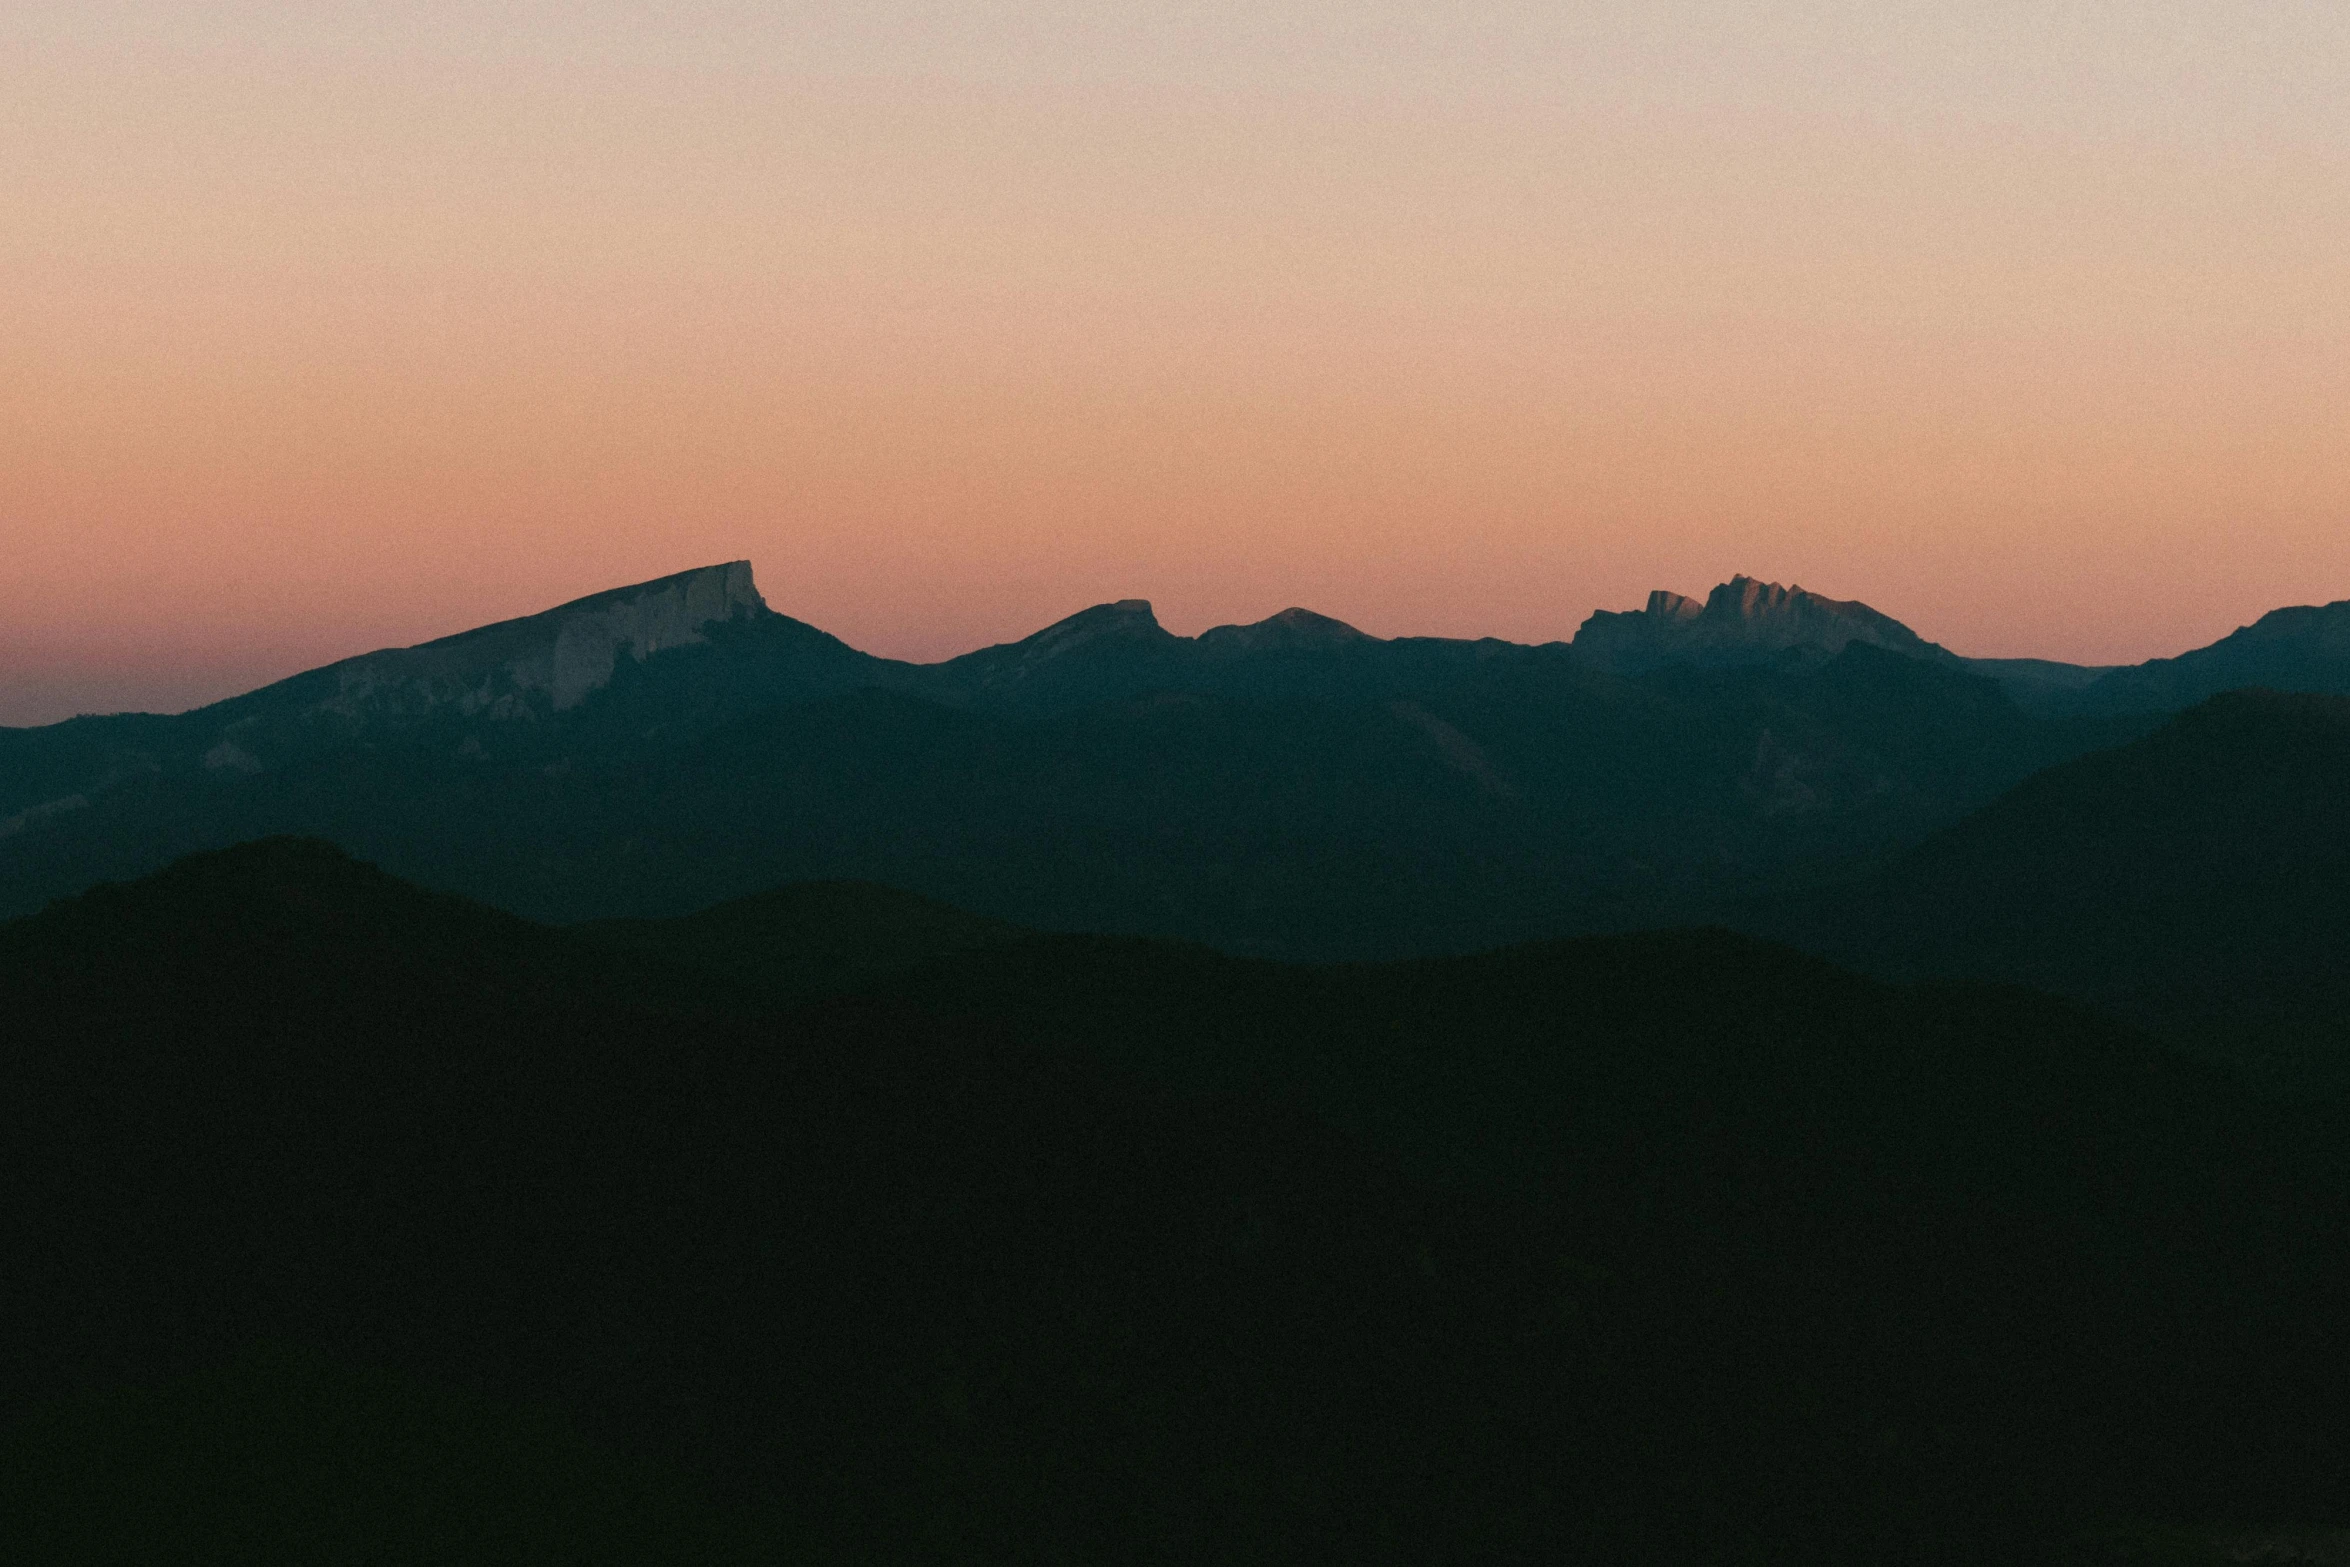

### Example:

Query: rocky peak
xmin=1576 ymin=575 xmax=1945 ymax=674
xmin=1701 ymin=576 xmax=1926 ymax=649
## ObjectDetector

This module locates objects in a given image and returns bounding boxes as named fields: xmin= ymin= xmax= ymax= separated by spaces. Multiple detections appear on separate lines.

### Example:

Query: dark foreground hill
xmin=577 ymin=879 xmax=1030 ymax=1007
xmin=1770 ymin=690 xmax=2350 ymax=1094
xmin=7 ymin=840 xmax=2350 ymax=1564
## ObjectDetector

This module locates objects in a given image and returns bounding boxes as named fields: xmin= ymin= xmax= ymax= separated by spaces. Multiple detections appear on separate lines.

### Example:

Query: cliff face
xmin=0 ymin=562 xmax=861 ymax=848
xmin=1575 ymin=576 xmax=1948 ymax=674
xmin=312 ymin=562 xmax=768 ymax=722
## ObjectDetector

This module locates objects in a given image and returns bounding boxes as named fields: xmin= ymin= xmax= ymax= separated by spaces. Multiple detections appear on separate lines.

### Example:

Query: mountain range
xmin=8 ymin=561 xmax=2350 ymax=950
xmin=16 ymin=559 xmax=2348 ymax=953
xmin=16 ymin=561 xmax=2350 ymax=1562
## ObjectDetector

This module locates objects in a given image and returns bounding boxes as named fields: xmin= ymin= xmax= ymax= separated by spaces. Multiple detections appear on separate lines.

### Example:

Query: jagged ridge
xmin=1572 ymin=574 xmax=1951 ymax=675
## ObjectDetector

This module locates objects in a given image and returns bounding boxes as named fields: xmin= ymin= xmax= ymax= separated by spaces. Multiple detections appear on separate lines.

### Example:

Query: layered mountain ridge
xmin=0 ymin=558 xmax=2342 ymax=950
xmin=23 ymin=561 xmax=2348 ymax=745
xmin=17 ymin=562 xmax=2350 ymax=1564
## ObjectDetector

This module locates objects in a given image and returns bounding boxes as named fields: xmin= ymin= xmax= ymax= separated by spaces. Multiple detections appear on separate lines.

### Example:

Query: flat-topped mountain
xmin=208 ymin=561 xmax=777 ymax=733
xmin=259 ymin=558 xmax=912 ymax=733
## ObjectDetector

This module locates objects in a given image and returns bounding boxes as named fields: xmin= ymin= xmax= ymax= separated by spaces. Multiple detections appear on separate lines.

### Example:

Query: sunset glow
xmin=6 ymin=2 xmax=2347 ymax=724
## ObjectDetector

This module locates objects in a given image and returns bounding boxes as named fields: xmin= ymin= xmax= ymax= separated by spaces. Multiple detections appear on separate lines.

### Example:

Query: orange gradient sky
xmin=5 ymin=2 xmax=2347 ymax=724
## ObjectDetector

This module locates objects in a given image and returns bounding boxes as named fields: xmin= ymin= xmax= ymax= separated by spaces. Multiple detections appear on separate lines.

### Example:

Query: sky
xmin=4 ymin=1 xmax=2347 ymax=723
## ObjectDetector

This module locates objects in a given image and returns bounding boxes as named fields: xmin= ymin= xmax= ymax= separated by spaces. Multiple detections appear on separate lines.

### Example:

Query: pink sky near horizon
xmin=5 ymin=2 xmax=2347 ymax=725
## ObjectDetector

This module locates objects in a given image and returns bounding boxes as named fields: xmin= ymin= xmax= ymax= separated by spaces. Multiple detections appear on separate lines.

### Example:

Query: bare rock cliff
xmin=1575 ymin=575 xmax=1946 ymax=674
xmin=317 ymin=561 xmax=768 ymax=722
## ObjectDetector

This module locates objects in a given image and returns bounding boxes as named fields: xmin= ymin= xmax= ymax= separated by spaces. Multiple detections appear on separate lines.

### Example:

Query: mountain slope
xmin=0 ymin=562 xmax=896 ymax=818
xmin=1769 ymin=689 xmax=2350 ymax=1092
xmin=2072 ymin=598 xmax=2350 ymax=715
xmin=38 ymin=562 xmax=2350 ymax=961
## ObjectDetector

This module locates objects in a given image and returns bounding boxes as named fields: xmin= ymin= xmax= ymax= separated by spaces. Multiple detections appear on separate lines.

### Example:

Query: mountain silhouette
xmin=2068 ymin=597 xmax=2350 ymax=715
xmin=14 ymin=564 xmax=2350 ymax=1562
xmin=7 ymin=562 xmax=2348 ymax=960
xmin=1574 ymin=575 xmax=1953 ymax=674
xmin=0 ymin=563 xmax=2145 ymax=951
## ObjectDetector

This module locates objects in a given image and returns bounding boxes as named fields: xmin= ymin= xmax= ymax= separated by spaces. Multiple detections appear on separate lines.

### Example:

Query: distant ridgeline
xmin=6 ymin=560 xmax=2350 ymax=958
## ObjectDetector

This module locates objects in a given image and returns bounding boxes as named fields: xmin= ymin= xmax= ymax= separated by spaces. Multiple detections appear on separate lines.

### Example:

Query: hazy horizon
xmin=8 ymin=1 xmax=2346 ymax=724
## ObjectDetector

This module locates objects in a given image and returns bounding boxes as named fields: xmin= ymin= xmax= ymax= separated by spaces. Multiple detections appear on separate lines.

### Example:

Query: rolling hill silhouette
xmin=7 ymin=840 xmax=2350 ymax=1562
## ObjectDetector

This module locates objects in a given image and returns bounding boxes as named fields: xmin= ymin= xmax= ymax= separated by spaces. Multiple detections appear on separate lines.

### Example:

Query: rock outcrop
xmin=1574 ymin=576 xmax=1949 ymax=674
xmin=314 ymin=561 xmax=768 ymax=722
